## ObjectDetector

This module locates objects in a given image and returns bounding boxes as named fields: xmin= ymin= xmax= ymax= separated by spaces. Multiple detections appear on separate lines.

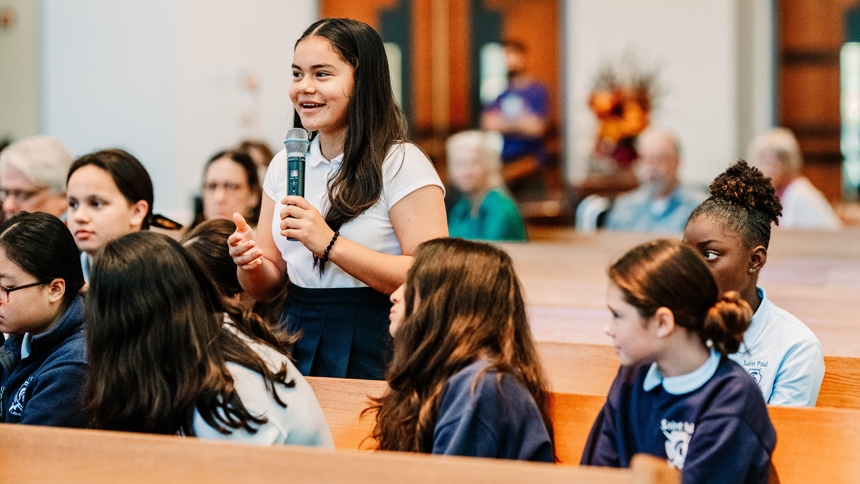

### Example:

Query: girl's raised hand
xmin=279 ymin=195 xmax=335 ymax=256
xmin=228 ymin=213 xmax=264 ymax=270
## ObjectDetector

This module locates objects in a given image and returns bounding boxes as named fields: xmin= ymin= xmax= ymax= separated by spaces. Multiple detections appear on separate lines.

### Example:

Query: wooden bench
xmin=307 ymin=377 xmax=860 ymax=484
xmin=535 ymin=341 xmax=860 ymax=409
xmin=0 ymin=423 xmax=678 ymax=484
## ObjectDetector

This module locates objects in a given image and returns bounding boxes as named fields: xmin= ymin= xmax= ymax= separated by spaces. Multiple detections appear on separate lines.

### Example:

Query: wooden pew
xmin=0 ymin=423 xmax=680 ymax=484
xmin=535 ymin=341 xmax=860 ymax=409
xmin=307 ymin=377 xmax=860 ymax=484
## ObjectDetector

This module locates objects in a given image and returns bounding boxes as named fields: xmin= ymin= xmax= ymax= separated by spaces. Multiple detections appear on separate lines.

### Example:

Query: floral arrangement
xmin=588 ymin=55 xmax=661 ymax=169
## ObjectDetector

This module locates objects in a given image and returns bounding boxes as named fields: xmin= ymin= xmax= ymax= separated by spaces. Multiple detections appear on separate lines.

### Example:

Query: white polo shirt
xmin=728 ymin=287 xmax=825 ymax=407
xmin=193 ymin=328 xmax=334 ymax=447
xmin=263 ymin=137 xmax=443 ymax=289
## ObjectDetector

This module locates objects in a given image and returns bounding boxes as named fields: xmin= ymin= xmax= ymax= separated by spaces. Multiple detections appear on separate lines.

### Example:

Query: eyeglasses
xmin=0 ymin=186 xmax=48 ymax=203
xmin=203 ymin=182 xmax=246 ymax=193
xmin=0 ymin=281 xmax=47 ymax=303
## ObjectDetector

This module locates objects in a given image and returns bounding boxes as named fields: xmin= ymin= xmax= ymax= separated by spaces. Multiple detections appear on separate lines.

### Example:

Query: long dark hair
xmin=68 ymin=149 xmax=180 ymax=230
xmin=609 ymin=239 xmax=753 ymax=356
xmin=181 ymin=218 xmax=297 ymax=351
xmin=294 ymin=18 xmax=408 ymax=271
xmin=84 ymin=231 xmax=294 ymax=435
xmin=0 ymin=212 xmax=85 ymax=309
xmin=687 ymin=160 xmax=782 ymax=249
xmin=369 ymin=238 xmax=552 ymax=453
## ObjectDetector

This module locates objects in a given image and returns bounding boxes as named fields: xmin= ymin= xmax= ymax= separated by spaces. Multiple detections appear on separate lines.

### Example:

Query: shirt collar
xmin=20 ymin=333 xmax=33 ymax=359
xmin=643 ymin=348 xmax=721 ymax=394
xmin=306 ymin=136 xmax=344 ymax=168
xmin=739 ymin=286 xmax=770 ymax=353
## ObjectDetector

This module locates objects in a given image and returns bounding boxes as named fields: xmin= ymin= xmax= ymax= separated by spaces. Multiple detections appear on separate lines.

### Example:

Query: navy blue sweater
xmin=0 ymin=296 xmax=88 ymax=427
xmin=432 ymin=360 xmax=554 ymax=462
xmin=581 ymin=356 xmax=776 ymax=484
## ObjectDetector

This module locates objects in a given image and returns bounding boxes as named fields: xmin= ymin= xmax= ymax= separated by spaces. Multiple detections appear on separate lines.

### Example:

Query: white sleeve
xmin=263 ymin=149 xmax=288 ymax=202
xmin=381 ymin=143 xmax=444 ymax=208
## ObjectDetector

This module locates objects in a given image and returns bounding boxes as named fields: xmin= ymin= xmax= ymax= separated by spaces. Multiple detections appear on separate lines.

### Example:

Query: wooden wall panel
xmin=320 ymin=0 xmax=398 ymax=30
xmin=781 ymin=66 xmax=841 ymax=125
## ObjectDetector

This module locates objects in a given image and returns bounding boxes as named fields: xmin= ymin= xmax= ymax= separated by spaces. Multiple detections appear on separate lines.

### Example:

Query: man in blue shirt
xmin=604 ymin=128 xmax=705 ymax=232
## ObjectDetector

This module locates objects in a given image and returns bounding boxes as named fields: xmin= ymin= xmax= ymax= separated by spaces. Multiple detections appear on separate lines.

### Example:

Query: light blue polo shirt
xmin=728 ymin=287 xmax=825 ymax=407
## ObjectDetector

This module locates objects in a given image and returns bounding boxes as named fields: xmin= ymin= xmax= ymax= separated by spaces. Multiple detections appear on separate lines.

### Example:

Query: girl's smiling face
xmin=290 ymin=36 xmax=355 ymax=142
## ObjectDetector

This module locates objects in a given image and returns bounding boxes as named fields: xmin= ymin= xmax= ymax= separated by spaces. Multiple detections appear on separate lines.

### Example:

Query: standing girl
xmin=370 ymin=238 xmax=554 ymax=461
xmin=66 ymin=148 xmax=179 ymax=280
xmin=229 ymin=18 xmax=447 ymax=379
xmin=0 ymin=212 xmax=87 ymax=428
xmin=85 ymin=232 xmax=333 ymax=446
xmin=683 ymin=160 xmax=824 ymax=406
xmin=581 ymin=239 xmax=775 ymax=484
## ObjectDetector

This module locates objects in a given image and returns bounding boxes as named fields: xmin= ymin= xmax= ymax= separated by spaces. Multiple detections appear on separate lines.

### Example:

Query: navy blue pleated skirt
xmin=280 ymin=284 xmax=393 ymax=380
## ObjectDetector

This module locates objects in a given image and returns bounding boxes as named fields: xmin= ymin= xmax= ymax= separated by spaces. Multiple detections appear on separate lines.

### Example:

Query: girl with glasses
xmin=0 ymin=212 xmax=88 ymax=428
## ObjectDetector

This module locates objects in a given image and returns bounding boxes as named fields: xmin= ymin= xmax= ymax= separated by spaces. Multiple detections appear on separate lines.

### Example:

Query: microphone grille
xmin=284 ymin=128 xmax=309 ymax=156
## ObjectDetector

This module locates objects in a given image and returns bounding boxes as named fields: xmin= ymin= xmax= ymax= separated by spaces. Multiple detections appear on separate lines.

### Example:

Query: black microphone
xmin=284 ymin=127 xmax=309 ymax=241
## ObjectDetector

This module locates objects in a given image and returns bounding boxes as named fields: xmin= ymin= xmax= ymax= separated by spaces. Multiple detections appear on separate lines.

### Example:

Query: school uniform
xmin=0 ymin=296 xmax=87 ymax=428
xmin=192 ymin=326 xmax=334 ymax=447
xmin=432 ymin=359 xmax=553 ymax=462
xmin=728 ymin=286 xmax=825 ymax=406
xmin=264 ymin=138 xmax=443 ymax=379
xmin=581 ymin=350 xmax=776 ymax=484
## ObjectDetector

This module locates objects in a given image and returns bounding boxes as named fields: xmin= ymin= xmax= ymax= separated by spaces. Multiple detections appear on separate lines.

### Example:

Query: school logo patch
xmin=661 ymin=419 xmax=695 ymax=470
xmin=8 ymin=377 xmax=32 ymax=417
xmin=748 ymin=368 xmax=763 ymax=384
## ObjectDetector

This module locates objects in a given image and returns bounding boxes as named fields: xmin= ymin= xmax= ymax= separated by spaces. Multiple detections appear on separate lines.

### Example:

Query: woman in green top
xmin=446 ymin=131 xmax=527 ymax=241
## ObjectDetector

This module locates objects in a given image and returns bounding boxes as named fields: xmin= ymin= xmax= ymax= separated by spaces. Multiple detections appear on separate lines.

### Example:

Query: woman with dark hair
xmin=682 ymin=160 xmax=824 ymax=406
xmin=85 ymin=231 xmax=332 ymax=446
xmin=0 ymin=212 xmax=87 ymax=428
xmin=581 ymin=239 xmax=775 ymax=484
xmin=66 ymin=148 xmax=179 ymax=280
xmin=237 ymin=139 xmax=275 ymax=184
xmin=229 ymin=18 xmax=447 ymax=379
xmin=370 ymin=238 xmax=553 ymax=461
xmin=190 ymin=150 xmax=262 ymax=230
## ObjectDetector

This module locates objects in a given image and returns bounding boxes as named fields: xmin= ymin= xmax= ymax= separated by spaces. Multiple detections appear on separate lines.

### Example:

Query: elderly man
xmin=0 ymin=136 xmax=73 ymax=220
xmin=604 ymin=128 xmax=705 ymax=233
xmin=748 ymin=128 xmax=841 ymax=230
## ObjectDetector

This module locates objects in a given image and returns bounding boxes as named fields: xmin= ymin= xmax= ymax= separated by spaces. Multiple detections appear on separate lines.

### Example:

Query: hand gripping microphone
xmin=284 ymin=127 xmax=309 ymax=241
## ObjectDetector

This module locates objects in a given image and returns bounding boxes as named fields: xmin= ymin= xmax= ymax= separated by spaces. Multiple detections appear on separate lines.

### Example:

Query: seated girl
xmin=370 ymin=237 xmax=552 ymax=461
xmin=66 ymin=149 xmax=179 ymax=280
xmin=683 ymin=160 xmax=824 ymax=406
xmin=0 ymin=212 xmax=87 ymax=428
xmin=84 ymin=231 xmax=332 ymax=446
xmin=446 ymin=131 xmax=527 ymax=241
xmin=581 ymin=239 xmax=775 ymax=484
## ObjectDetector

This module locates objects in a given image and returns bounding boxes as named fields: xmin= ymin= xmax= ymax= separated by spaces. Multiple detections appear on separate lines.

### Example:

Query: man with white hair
xmin=748 ymin=127 xmax=841 ymax=230
xmin=0 ymin=136 xmax=73 ymax=220
xmin=604 ymin=128 xmax=705 ymax=232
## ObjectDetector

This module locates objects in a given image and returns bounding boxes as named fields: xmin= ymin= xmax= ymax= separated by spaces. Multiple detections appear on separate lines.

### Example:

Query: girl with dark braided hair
xmin=683 ymin=160 xmax=824 ymax=406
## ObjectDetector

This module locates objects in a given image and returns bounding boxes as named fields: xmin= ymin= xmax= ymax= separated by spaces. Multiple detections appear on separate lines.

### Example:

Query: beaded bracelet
xmin=321 ymin=230 xmax=340 ymax=264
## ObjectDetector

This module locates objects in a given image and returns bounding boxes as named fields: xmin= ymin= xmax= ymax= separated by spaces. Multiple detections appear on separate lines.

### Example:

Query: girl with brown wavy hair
xmin=582 ymin=239 xmax=775 ymax=484
xmin=370 ymin=237 xmax=553 ymax=461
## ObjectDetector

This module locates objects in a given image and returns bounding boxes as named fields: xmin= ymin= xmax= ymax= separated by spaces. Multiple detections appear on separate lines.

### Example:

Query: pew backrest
xmin=0 ymin=423 xmax=677 ymax=484
xmin=536 ymin=341 xmax=860 ymax=409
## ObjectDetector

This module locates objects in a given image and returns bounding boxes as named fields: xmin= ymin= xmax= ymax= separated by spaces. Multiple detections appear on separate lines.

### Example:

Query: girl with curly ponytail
xmin=683 ymin=160 xmax=824 ymax=406
xmin=582 ymin=239 xmax=776 ymax=484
